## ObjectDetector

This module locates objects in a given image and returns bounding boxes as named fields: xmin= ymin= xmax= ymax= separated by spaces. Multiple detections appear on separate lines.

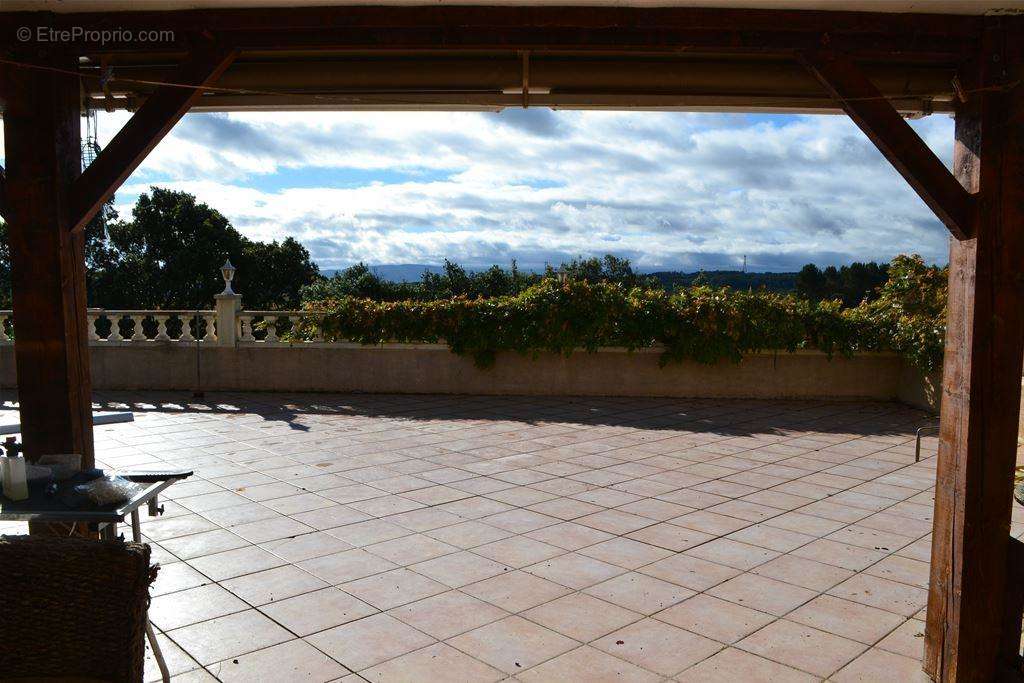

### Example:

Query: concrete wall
xmin=0 ymin=343 xmax=914 ymax=401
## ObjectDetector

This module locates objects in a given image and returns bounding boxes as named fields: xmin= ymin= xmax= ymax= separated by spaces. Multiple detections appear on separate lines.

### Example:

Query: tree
xmin=795 ymin=264 xmax=828 ymax=301
xmin=0 ymin=221 xmax=10 ymax=309
xmin=87 ymin=188 xmax=320 ymax=309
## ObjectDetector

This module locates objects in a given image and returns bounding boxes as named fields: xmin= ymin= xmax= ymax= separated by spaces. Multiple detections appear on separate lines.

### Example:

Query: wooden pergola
xmin=0 ymin=1 xmax=1022 ymax=680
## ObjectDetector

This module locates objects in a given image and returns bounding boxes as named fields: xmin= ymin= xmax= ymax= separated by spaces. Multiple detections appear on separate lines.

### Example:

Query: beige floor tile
xmin=525 ymin=552 xmax=626 ymax=589
xmin=626 ymin=522 xmax=716 ymax=552
xmin=292 ymin=505 xmax=372 ymax=530
xmin=875 ymin=618 xmax=926 ymax=659
xmin=791 ymin=538 xmax=888 ymax=572
xmin=184 ymin=544 xmax=286 ymax=581
xmin=210 ymin=639 xmax=347 ymax=682
xmin=863 ymin=554 xmax=931 ymax=589
xmin=707 ymin=573 xmax=817 ymax=616
xmin=298 ymin=548 xmax=398 ymax=583
xmin=518 ymin=645 xmax=662 ymax=683
xmin=144 ymin=514 xmax=220 ymax=542
xmin=410 ymin=551 xmax=509 ymax=587
xmin=448 ymin=615 xmax=577 ymax=674
xmin=340 ymin=568 xmax=448 ymax=609
xmin=828 ymin=574 xmax=929 ymax=617
xmin=260 ymin=531 xmax=354 ymax=562
xmin=258 ymin=587 xmax=377 ymax=636
xmin=577 ymin=537 xmax=674 ymax=569
xmin=144 ymin=633 xmax=203 ymax=682
xmin=655 ymin=594 xmax=774 ymax=644
xmin=737 ymin=619 xmax=866 ymax=678
xmin=639 ymin=553 xmax=741 ymax=591
xmin=686 ymin=539 xmax=779 ymax=571
xmin=168 ymin=609 xmax=293 ymax=665
xmin=363 ymin=642 xmax=504 ymax=682
xmin=424 ymin=520 xmax=512 ymax=548
xmin=577 ymin=509 xmax=655 ymax=535
xmin=525 ymin=521 xmax=615 ymax=550
xmin=231 ymin=516 xmax=315 ymax=544
xmin=617 ymin=498 xmax=695 ymax=522
xmin=788 ymin=595 xmax=905 ymax=644
xmin=726 ymin=523 xmax=816 ymax=553
xmin=222 ymin=564 xmax=328 ymax=605
xmin=161 ymin=529 xmax=249 ymax=560
xmin=306 ymin=613 xmax=435 ymax=671
xmin=763 ymin=511 xmax=846 ymax=537
xmin=389 ymin=589 xmax=508 ymax=639
xmin=474 ymin=536 xmax=567 ymax=568
xmin=676 ymin=647 xmax=816 ymax=682
xmin=527 ymin=497 xmax=604 ymax=520
xmin=751 ymin=553 xmax=854 ymax=592
xmin=593 ymin=617 xmax=722 ymax=676
xmin=324 ymin=519 xmax=411 ymax=547
xmin=152 ymin=561 xmax=212 ymax=596
xmin=365 ymin=534 xmax=457 ymax=564
xmin=832 ymin=647 xmax=932 ymax=682
xmin=150 ymin=583 xmax=248 ymax=631
xmin=671 ymin=510 xmax=750 ymax=536
xmin=482 ymin=508 xmax=561 ymax=534
xmin=585 ymin=572 xmax=693 ymax=614
xmin=523 ymin=592 xmax=641 ymax=642
xmin=464 ymin=570 xmax=571 ymax=612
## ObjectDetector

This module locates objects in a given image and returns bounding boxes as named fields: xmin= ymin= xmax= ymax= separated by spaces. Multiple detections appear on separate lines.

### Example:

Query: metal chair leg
xmin=132 ymin=509 xmax=170 ymax=683
xmin=916 ymin=424 xmax=940 ymax=462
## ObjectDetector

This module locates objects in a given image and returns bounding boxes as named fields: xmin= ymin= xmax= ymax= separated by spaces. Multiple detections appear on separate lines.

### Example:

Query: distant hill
xmin=321 ymin=264 xmax=446 ymax=282
xmin=322 ymin=264 xmax=800 ymax=291
xmin=648 ymin=270 xmax=798 ymax=292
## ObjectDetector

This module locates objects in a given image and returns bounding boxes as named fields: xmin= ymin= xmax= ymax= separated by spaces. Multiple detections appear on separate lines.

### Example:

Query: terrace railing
xmin=0 ymin=308 xmax=327 ymax=347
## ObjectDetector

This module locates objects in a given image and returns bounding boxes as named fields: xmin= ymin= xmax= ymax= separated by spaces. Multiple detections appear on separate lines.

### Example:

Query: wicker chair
xmin=0 ymin=535 xmax=156 ymax=682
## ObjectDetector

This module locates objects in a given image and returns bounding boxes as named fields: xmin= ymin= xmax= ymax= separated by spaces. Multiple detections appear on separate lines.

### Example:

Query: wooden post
xmin=924 ymin=27 xmax=1024 ymax=682
xmin=1 ymin=53 xmax=95 ymax=470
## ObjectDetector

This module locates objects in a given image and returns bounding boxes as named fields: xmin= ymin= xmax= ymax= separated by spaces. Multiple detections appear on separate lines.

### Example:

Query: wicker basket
xmin=0 ymin=535 xmax=156 ymax=682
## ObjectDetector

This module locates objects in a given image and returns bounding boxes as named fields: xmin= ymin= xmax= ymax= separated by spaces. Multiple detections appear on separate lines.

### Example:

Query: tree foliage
xmin=300 ymin=254 xmax=947 ymax=373
xmin=795 ymin=261 xmax=890 ymax=306
xmin=0 ymin=188 xmax=320 ymax=311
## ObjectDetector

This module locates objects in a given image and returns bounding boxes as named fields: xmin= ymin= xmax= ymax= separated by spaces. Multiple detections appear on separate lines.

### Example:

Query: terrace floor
xmin=0 ymin=392 xmax=975 ymax=682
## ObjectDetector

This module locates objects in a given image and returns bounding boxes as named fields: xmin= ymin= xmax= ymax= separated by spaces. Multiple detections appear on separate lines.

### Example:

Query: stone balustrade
xmin=0 ymin=308 xmax=328 ymax=347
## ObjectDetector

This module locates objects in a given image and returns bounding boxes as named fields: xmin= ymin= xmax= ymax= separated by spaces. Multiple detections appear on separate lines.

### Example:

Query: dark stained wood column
xmin=1 ymin=52 xmax=95 ymax=469
xmin=925 ymin=27 xmax=1024 ymax=682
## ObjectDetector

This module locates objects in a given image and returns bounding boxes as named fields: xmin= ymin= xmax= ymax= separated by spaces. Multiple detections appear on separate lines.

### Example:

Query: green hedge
xmin=298 ymin=255 xmax=947 ymax=373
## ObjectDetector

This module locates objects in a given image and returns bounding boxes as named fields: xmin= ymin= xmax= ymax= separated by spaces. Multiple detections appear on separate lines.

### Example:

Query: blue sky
xmin=72 ymin=108 xmax=954 ymax=272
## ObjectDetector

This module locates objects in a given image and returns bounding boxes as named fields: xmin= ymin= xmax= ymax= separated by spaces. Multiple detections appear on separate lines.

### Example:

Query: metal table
xmin=0 ymin=475 xmax=185 ymax=682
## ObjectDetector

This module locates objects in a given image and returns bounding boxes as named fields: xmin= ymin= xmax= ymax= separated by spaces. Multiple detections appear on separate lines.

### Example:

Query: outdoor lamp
xmin=220 ymin=258 xmax=236 ymax=295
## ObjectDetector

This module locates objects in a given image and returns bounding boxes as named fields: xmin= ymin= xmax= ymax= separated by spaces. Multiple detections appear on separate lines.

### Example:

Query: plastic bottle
xmin=1 ymin=455 xmax=29 ymax=501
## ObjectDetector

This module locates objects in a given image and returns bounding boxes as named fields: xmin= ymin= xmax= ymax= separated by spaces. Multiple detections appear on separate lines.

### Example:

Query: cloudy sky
xmin=76 ymin=108 xmax=954 ymax=272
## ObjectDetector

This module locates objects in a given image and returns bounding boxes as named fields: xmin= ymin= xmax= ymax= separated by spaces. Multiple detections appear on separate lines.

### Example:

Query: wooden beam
xmin=924 ymin=26 xmax=1024 ymax=682
xmin=69 ymin=38 xmax=236 ymax=234
xmin=1 ymin=51 xmax=94 ymax=469
xmin=0 ymin=7 xmax=978 ymax=61
xmin=0 ymin=166 xmax=7 ymax=222
xmin=799 ymin=50 xmax=974 ymax=240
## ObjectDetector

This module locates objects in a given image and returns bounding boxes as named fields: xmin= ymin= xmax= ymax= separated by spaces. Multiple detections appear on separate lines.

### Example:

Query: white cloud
xmin=98 ymin=108 xmax=954 ymax=271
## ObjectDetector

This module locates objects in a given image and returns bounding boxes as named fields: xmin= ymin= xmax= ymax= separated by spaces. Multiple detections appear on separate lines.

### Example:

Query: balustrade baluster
xmin=0 ymin=315 xmax=9 ymax=343
xmin=108 ymin=315 xmax=124 ymax=342
xmin=203 ymin=314 xmax=217 ymax=343
xmin=264 ymin=316 xmax=279 ymax=343
xmin=155 ymin=315 xmax=170 ymax=341
xmin=179 ymin=315 xmax=195 ymax=343
xmin=238 ymin=315 xmax=254 ymax=342
xmin=131 ymin=315 xmax=146 ymax=342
